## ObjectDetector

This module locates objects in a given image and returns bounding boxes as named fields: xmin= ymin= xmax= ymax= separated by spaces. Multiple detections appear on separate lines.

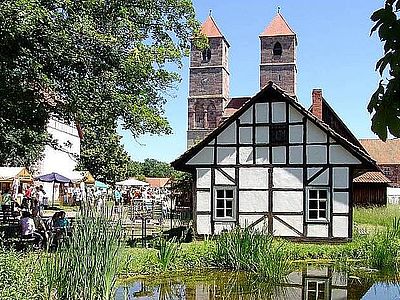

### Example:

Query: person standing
xmin=36 ymin=186 xmax=45 ymax=217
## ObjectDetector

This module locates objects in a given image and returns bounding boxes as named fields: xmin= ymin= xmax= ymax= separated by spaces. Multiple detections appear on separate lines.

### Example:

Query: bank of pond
xmin=0 ymin=206 xmax=399 ymax=299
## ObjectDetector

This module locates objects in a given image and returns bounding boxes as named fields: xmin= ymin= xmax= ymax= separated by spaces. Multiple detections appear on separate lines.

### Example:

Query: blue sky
xmin=121 ymin=0 xmax=383 ymax=163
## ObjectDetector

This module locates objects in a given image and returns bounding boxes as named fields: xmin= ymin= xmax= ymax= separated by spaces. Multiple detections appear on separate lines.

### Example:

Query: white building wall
xmin=39 ymin=119 xmax=80 ymax=176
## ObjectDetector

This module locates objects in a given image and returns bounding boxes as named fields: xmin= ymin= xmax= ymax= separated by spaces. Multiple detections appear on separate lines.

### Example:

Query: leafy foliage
xmin=0 ymin=0 xmax=204 ymax=168
xmin=369 ymin=0 xmax=400 ymax=139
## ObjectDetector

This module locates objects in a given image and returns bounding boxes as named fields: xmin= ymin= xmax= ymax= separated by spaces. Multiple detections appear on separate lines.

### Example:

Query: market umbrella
xmin=35 ymin=172 xmax=72 ymax=207
xmin=115 ymin=178 xmax=149 ymax=186
xmin=95 ymin=180 xmax=109 ymax=189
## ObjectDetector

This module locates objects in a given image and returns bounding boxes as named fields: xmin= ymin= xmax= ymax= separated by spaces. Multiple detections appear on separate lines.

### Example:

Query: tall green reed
xmin=156 ymin=236 xmax=180 ymax=271
xmin=213 ymin=226 xmax=291 ymax=282
xmin=365 ymin=217 xmax=400 ymax=270
xmin=44 ymin=204 xmax=124 ymax=300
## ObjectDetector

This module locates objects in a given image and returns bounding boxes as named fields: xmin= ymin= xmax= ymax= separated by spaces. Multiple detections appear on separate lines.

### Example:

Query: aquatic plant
xmin=364 ymin=218 xmax=400 ymax=270
xmin=156 ymin=236 xmax=180 ymax=271
xmin=213 ymin=226 xmax=291 ymax=281
xmin=43 ymin=205 xmax=123 ymax=300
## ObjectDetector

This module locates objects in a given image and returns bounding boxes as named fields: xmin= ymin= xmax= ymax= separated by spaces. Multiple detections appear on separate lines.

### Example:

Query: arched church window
xmin=273 ymin=42 xmax=282 ymax=56
xmin=207 ymin=103 xmax=217 ymax=128
xmin=195 ymin=104 xmax=205 ymax=128
xmin=202 ymin=48 xmax=211 ymax=62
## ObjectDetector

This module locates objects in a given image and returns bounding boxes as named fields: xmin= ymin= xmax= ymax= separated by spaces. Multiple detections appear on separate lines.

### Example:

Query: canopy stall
xmin=63 ymin=170 xmax=95 ymax=184
xmin=95 ymin=181 xmax=109 ymax=189
xmin=0 ymin=167 xmax=33 ymax=199
xmin=35 ymin=172 xmax=72 ymax=207
xmin=116 ymin=178 xmax=149 ymax=186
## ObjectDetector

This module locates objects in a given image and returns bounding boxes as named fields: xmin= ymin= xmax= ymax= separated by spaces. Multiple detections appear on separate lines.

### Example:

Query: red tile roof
xmin=353 ymin=171 xmax=391 ymax=184
xmin=260 ymin=13 xmax=295 ymax=37
xmin=201 ymin=16 xmax=224 ymax=38
xmin=145 ymin=177 xmax=170 ymax=188
xmin=359 ymin=138 xmax=400 ymax=164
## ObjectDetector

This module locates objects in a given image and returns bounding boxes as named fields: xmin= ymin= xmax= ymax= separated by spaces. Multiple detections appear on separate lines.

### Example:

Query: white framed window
xmin=307 ymin=187 xmax=329 ymax=222
xmin=305 ymin=279 xmax=328 ymax=300
xmin=214 ymin=187 xmax=235 ymax=220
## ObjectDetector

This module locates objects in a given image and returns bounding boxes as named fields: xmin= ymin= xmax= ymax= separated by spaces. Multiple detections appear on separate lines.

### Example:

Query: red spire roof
xmin=201 ymin=15 xmax=224 ymax=38
xmin=260 ymin=13 xmax=295 ymax=37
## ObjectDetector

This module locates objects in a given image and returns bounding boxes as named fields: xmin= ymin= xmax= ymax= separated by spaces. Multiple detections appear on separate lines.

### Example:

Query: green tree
xmin=369 ymin=0 xmax=400 ymax=140
xmin=141 ymin=158 xmax=175 ymax=178
xmin=0 ymin=0 xmax=203 ymax=172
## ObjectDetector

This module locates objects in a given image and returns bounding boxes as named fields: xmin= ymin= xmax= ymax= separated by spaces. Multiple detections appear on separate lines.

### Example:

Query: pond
xmin=115 ymin=266 xmax=400 ymax=299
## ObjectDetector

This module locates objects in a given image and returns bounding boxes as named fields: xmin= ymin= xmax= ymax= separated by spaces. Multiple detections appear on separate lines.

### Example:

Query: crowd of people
xmin=0 ymin=185 xmax=70 ymax=248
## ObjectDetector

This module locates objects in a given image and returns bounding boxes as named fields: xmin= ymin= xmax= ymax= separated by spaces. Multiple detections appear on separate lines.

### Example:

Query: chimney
xmin=312 ymin=89 xmax=323 ymax=120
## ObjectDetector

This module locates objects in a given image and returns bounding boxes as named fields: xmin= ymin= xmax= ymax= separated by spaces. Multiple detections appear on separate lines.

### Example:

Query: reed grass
xmin=364 ymin=218 xmax=400 ymax=270
xmin=156 ymin=236 xmax=180 ymax=271
xmin=213 ymin=226 xmax=291 ymax=282
xmin=43 ymin=205 xmax=123 ymax=300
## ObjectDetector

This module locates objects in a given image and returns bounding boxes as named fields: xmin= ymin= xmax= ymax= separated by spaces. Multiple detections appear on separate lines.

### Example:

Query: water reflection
xmin=115 ymin=266 xmax=400 ymax=300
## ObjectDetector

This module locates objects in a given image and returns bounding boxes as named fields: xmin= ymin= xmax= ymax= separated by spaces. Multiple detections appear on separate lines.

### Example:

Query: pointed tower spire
xmin=260 ymin=12 xmax=296 ymax=37
xmin=259 ymin=12 xmax=297 ymax=95
xmin=201 ymin=15 xmax=225 ymax=39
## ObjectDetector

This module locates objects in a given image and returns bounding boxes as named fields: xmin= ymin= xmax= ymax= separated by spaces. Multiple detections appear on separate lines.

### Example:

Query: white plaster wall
xmin=272 ymin=146 xmax=286 ymax=164
xmin=273 ymin=168 xmax=303 ymax=188
xmin=273 ymin=216 xmax=303 ymax=236
xmin=239 ymin=106 xmax=253 ymax=124
xmin=273 ymin=218 xmax=300 ymax=236
xmin=287 ymin=271 xmax=303 ymax=285
xmin=289 ymin=125 xmax=303 ymax=143
xmin=239 ymin=147 xmax=253 ymax=164
xmin=197 ymin=215 xmax=211 ymax=235
xmin=196 ymin=191 xmax=211 ymax=211
xmin=272 ymin=102 xmax=286 ymax=123
xmin=307 ymin=167 xmax=323 ymax=179
xmin=196 ymin=168 xmax=211 ymax=188
xmin=307 ymin=223 xmax=328 ymax=237
xmin=208 ymin=139 xmax=215 ymax=145
xmin=239 ymin=190 xmax=268 ymax=212
xmin=331 ymin=272 xmax=347 ymax=286
xmin=289 ymin=146 xmax=303 ymax=164
xmin=221 ymin=168 xmax=235 ymax=179
xmin=239 ymin=168 xmax=268 ymax=189
xmin=306 ymin=145 xmax=327 ymax=164
xmin=333 ymin=216 xmax=348 ymax=238
xmin=214 ymin=222 xmax=235 ymax=234
xmin=255 ymin=103 xmax=269 ymax=123
xmin=273 ymin=191 xmax=303 ymax=212
xmin=330 ymin=145 xmax=360 ymax=164
xmin=217 ymin=123 xmax=236 ymax=144
xmin=41 ymin=121 xmax=80 ymax=175
xmin=289 ymin=105 xmax=303 ymax=122
xmin=188 ymin=147 xmax=214 ymax=165
xmin=238 ymin=215 xmax=267 ymax=231
xmin=306 ymin=121 xmax=327 ymax=143
xmin=215 ymin=169 xmax=235 ymax=185
xmin=239 ymin=127 xmax=252 ymax=144
xmin=333 ymin=167 xmax=349 ymax=188
xmin=333 ymin=192 xmax=349 ymax=213
xmin=331 ymin=289 xmax=347 ymax=300
xmin=307 ymin=267 xmax=329 ymax=277
xmin=255 ymin=126 xmax=269 ymax=143
xmin=255 ymin=147 xmax=269 ymax=164
xmin=217 ymin=147 xmax=236 ymax=165
xmin=309 ymin=169 xmax=329 ymax=185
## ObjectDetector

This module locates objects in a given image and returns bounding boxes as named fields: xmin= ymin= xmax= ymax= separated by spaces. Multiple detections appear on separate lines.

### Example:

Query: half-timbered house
xmin=173 ymin=13 xmax=377 ymax=241
xmin=173 ymin=83 xmax=376 ymax=241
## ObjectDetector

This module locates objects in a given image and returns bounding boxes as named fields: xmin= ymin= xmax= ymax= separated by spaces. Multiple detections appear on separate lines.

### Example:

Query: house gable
xmin=172 ymin=82 xmax=376 ymax=241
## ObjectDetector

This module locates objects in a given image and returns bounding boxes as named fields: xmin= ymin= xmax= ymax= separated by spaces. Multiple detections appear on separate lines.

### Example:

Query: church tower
xmin=259 ymin=12 xmax=297 ymax=95
xmin=187 ymin=15 xmax=230 ymax=148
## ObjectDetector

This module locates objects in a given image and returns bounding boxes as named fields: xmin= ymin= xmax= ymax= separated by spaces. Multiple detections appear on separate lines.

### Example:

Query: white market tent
xmin=0 ymin=167 xmax=32 ymax=182
xmin=116 ymin=178 xmax=149 ymax=186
